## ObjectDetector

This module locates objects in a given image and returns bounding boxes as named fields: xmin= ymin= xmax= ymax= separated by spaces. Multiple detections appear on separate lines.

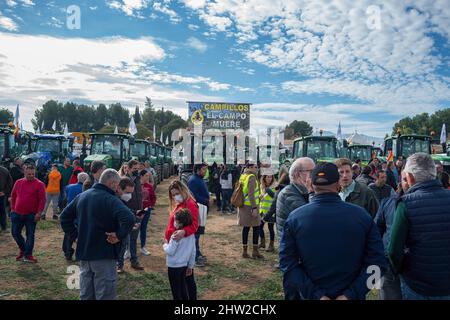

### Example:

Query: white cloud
xmin=181 ymin=0 xmax=206 ymax=10
xmin=187 ymin=36 xmax=207 ymax=53
xmin=90 ymin=6 xmax=98 ymax=11
xmin=188 ymin=24 xmax=199 ymax=31
xmin=0 ymin=11 xmax=18 ymax=31
xmin=44 ymin=17 xmax=64 ymax=29
xmin=153 ymin=2 xmax=181 ymax=23
xmin=6 ymin=0 xmax=17 ymax=7
xmin=107 ymin=0 xmax=149 ymax=17
xmin=20 ymin=0 xmax=34 ymax=6
xmin=0 ymin=32 xmax=247 ymax=130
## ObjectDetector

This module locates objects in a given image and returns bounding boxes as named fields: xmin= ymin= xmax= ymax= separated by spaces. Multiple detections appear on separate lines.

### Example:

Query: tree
xmin=0 ymin=108 xmax=14 ymax=124
xmin=285 ymin=120 xmax=313 ymax=138
xmin=94 ymin=104 xmax=108 ymax=130
xmin=134 ymin=106 xmax=141 ymax=124
xmin=162 ymin=118 xmax=188 ymax=144
xmin=107 ymin=103 xmax=130 ymax=128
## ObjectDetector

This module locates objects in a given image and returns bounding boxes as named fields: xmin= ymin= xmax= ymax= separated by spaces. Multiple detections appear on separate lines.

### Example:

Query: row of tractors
xmin=291 ymin=133 xmax=450 ymax=172
xmin=0 ymin=127 xmax=175 ymax=184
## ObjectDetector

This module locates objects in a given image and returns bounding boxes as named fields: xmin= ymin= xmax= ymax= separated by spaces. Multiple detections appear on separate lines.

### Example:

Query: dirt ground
xmin=0 ymin=176 xmax=283 ymax=300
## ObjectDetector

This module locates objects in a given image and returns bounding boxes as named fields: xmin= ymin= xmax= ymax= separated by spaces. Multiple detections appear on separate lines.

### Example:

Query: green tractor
xmin=0 ymin=127 xmax=33 ymax=168
xmin=83 ymin=133 xmax=131 ymax=171
xmin=381 ymin=134 xmax=450 ymax=171
xmin=130 ymin=139 xmax=161 ymax=184
xmin=163 ymin=146 xmax=175 ymax=179
xmin=347 ymin=144 xmax=374 ymax=166
xmin=292 ymin=135 xmax=341 ymax=164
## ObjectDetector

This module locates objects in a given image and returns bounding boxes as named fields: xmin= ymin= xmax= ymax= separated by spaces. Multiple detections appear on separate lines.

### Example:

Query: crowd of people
xmin=1 ymin=151 xmax=449 ymax=301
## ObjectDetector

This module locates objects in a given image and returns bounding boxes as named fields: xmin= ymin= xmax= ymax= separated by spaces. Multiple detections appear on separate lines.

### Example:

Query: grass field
xmin=0 ymin=176 xmax=378 ymax=300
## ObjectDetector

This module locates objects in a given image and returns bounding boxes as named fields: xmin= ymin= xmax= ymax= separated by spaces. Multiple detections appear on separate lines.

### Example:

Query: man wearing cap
xmin=279 ymin=163 xmax=387 ymax=300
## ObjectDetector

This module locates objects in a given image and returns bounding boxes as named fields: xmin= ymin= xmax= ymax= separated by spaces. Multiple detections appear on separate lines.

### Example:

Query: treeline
xmin=284 ymin=120 xmax=313 ymax=139
xmin=393 ymin=109 xmax=450 ymax=137
xmin=30 ymin=97 xmax=188 ymax=141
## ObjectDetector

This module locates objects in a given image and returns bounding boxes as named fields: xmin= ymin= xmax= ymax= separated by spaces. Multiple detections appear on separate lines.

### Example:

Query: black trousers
xmin=62 ymin=233 xmax=75 ymax=259
xmin=260 ymin=221 xmax=275 ymax=241
xmin=168 ymin=267 xmax=197 ymax=300
xmin=242 ymin=226 xmax=260 ymax=245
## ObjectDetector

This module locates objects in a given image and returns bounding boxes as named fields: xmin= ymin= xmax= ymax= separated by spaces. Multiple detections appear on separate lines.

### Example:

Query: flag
xmin=153 ymin=124 xmax=156 ymax=142
xmin=440 ymin=124 xmax=447 ymax=144
xmin=166 ymin=135 xmax=169 ymax=146
xmin=114 ymin=126 xmax=118 ymax=134
xmin=387 ymin=149 xmax=394 ymax=162
xmin=52 ymin=120 xmax=56 ymax=131
xmin=14 ymin=104 xmax=20 ymax=127
xmin=13 ymin=104 xmax=20 ymax=137
xmin=129 ymin=117 xmax=137 ymax=136
xmin=336 ymin=122 xmax=342 ymax=141
xmin=64 ymin=123 xmax=69 ymax=137
xmin=160 ymin=131 xmax=163 ymax=144
xmin=41 ymin=120 xmax=44 ymax=131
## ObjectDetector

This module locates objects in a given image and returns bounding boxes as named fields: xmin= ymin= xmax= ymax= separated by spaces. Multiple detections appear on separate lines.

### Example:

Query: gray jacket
xmin=276 ymin=183 xmax=309 ymax=240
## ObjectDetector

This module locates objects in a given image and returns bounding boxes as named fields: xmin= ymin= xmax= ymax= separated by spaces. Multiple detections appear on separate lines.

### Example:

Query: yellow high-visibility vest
xmin=239 ymin=173 xmax=260 ymax=207
xmin=259 ymin=187 xmax=276 ymax=215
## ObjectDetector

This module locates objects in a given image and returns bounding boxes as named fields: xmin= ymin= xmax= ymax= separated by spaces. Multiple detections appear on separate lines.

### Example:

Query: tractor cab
xmin=347 ymin=144 xmax=374 ymax=166
xmin=293 ymin=135 xmax=339 ymax=164
xmin=84 ymin=133 xmax=131 ymax=171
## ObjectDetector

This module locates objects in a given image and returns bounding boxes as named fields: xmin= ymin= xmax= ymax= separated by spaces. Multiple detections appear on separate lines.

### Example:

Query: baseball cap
xmin=311 ymin=162 xmax=340 ymax=186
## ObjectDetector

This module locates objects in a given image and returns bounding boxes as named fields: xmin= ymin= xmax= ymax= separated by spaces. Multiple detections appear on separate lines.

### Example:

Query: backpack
xmin=231 ymin=180 xmax=245 ymax=208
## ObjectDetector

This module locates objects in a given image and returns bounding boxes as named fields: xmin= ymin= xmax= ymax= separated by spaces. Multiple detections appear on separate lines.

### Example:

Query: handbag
xmin=198 ymin=203 xmax=208 ymax=227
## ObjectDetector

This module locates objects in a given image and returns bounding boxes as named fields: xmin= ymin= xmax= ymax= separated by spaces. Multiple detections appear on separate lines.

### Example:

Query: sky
xmin=0 ymin=0 xmax=449 ymax=138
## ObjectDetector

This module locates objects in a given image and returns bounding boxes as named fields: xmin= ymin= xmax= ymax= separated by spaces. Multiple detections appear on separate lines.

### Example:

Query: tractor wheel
xmin=163 ymin=163 xmax=169 ymax=179
xmin=181 ymin=172 xmax=192 ymax=186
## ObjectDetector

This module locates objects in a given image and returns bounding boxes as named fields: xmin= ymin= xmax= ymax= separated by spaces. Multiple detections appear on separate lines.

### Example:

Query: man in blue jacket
xmin=60 ymin=169 xmax=135 ymax=300
xmin=188 ymin=163 xmax=210 ymax=267
xmin=279 ymin=162 xmax=387 ymax=300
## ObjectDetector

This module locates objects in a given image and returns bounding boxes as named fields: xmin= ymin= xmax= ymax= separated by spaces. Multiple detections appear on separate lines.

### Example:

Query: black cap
xmin=312 ymin=163 xmax=340 ymax=186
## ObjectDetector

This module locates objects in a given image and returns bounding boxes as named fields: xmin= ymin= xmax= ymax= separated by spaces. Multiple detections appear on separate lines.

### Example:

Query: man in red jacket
xmin=10 ymin=163 xmax=46 ymax=263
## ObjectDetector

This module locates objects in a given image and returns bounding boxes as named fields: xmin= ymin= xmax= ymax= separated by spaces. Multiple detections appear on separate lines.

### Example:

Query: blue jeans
xmin=195 ymin=233 xmax=202 ymax=260
xmin=117 ymin=229 xmax=139 ymax=267
xmin=221 ymin=189 xmax=232 ymax=211
xmin=10 ymin=212 xmax=36 ymax=256
xmin=401 ymin=278 xmax=450 ymax=300
xmin=0 ymin=195 xmax=6 ymax=230
xmin=379 ymin=267 xmax=402 ymax=300
xmin=140 ymin=209 xmax=152 ymax=248
xmin=58 ymin=186 xmax=67 ymax=211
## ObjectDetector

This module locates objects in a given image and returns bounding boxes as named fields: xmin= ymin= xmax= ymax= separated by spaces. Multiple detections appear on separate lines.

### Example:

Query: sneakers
xmin=41 ymin=215 xmax=46 ymax=220
xmin=131 ymin=262 xmax=144 ymax=270
xmin=195 ymin=255 xmax=207 ymax=267
xmin=16 ymin=251 xmax=24 ymax=261
xmin=140 ymin=247 xmax=150 ymax=256
xmin=117 ymin=266 xmax=124 ymax=274
xmin=123 ymin=250 xmax=131 ymax=260
xmin=24 ymin=255 xmax=38 ymax=263
xmin=52 ymin=215 xmax=58 ymax=220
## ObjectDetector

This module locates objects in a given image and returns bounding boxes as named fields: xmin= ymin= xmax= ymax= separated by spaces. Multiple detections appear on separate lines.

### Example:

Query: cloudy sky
xmin=0 ymin=0 xmax=449 ymax=137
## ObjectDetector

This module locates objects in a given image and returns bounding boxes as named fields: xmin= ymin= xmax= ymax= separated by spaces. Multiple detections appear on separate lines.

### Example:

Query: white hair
xmin=99 ymin=169 xmax=121 ymax=185
xmin=403 ymin=153 xmax=436 ymax=184
xmin=289 ymin=157 xmax=315 ymax=182
xmin=77 ymin=172 xmax=89 ymax=183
